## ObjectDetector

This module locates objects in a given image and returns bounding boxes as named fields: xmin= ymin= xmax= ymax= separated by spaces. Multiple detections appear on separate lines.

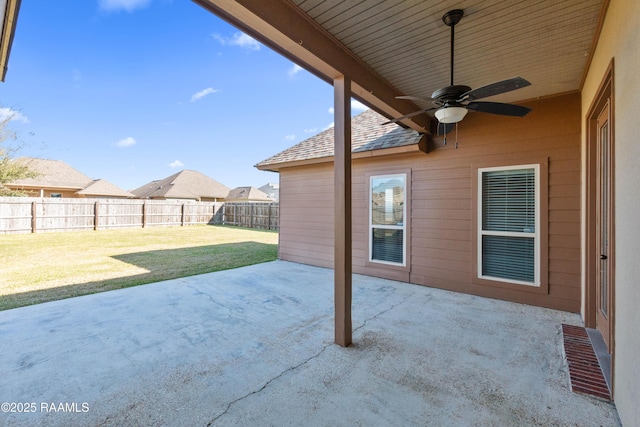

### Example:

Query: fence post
xmin=142 ymin=201 xmax=147 ymax=228
xmin=94 ymin=201 xmax=99 ymax=231
xmin=31 ymin=201 xmax=37 ymax=233
xmin=268 ymin=203 xmax=272 ymax=230
xmin=181 ymin=203 xmax=185 ymax=226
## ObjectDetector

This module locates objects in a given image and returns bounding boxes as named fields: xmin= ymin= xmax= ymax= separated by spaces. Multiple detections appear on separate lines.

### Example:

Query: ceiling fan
xmin=384 ymin=9 xmax=532 ymax=134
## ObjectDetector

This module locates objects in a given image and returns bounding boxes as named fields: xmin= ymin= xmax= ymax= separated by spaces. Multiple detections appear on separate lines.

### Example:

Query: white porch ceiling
xmin=195 ymin=0 xmax=606 ymax=132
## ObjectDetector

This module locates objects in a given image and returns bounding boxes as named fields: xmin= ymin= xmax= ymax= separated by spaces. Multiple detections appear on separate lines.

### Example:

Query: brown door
xmin=596 ymin=101 xmax=612 ymax=351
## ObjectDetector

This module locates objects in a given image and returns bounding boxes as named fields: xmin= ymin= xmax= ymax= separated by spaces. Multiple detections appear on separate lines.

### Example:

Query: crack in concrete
xmin=206 ymin=342 xmax=333 ymax=426
xmin=206 ymin=290 xmax=414 ymax=426
xmin=353 ymin=290 xmax=416 ymax=334
xmin=187 ymin=284 xmax=234 ymax=317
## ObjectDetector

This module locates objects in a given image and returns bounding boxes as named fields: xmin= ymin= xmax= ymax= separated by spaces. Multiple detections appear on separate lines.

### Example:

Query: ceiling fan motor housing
xmin=431 ymin=85 xmax=471 ymax=101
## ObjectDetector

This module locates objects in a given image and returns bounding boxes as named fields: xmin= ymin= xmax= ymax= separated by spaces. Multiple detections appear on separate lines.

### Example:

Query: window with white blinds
xmin=370 ymin=174 xmax=406 ymax=266
xmin=478 ymin=165 xmax=540 ymax=286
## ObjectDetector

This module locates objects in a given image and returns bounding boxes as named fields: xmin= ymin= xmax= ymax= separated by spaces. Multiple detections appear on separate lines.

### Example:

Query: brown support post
xmin=94 ymin=201 xmax=99 ymax=231
xmin=31 ymin=201 xmax=37 ymax=233
xmin=181 ymin=203 xmax=185 ymax=226
xmin=142 ymin=201 xmax=147 ymax=228
xmin=334 ymin=75 xmax=352 ymax=347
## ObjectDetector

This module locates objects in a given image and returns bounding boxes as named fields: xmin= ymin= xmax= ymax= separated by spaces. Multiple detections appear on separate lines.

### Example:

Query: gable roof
xmin=255 ymin=109 xmax=422 ymax=171
xmin=226 ymin=186 xmax=273 ymax=202
xmin=11 ymin=158 xmax=94 ymax=189
xmin=130 ymin=170 xmax=230 ymax=200
xmin=8 ymin=158 xmax=134 ymax=198
xmin=77 ymin=179 xmax=134 ymax=198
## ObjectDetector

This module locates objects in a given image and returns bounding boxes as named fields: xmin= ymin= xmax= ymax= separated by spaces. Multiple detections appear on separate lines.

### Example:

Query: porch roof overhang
xmin=194 ymin=0 xmax=607 ymax=132
xmin=0 ymin=0 xmax=21 ymax=82
xmin=193 ymin=0 xmax=608 ymax=347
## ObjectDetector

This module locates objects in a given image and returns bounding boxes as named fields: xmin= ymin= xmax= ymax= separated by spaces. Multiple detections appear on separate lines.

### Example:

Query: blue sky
xmin=0 ymin=0 xmax=368 ymax=191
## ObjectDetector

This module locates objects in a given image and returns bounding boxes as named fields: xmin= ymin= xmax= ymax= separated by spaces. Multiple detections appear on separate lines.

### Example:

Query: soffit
xmin=196 ymin=0 xmax=605 ymax=131
xmin=0 ymin=0 xmax=21 ymax=81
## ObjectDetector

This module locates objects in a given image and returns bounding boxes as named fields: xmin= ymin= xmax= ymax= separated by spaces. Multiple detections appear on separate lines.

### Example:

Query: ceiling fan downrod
xmin=442 ymin=9 xmax=464 ymax=86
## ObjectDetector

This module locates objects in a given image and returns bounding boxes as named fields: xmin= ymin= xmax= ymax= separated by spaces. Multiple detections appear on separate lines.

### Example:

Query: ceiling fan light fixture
xmin=435 ymin=106 xmax=467 ymax=123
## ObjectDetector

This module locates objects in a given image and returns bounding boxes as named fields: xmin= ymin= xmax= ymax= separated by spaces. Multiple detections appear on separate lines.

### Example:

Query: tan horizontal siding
xmin=280 ymin=239 xmax=334 ymax=254
xmin=411 ymin=256 xmax=471 ymax=275
xmin=276 ymin=93 xmax=581 ymax=312
xmin=549 ymin=222 xmax=581 ymax=236
xmin=549 ymin=171 xmax=581 ymax=185
xmin=549 ymin=197 xmax=580 ymax=211
xmin=550 ymin=259 xmax=581 ymax=275
xmin=412 ymin=188 xmax=471 ymax=200
xmin=549 ymin=247 xmax=581 ymax=262
xmin=412 ymin=208 xmax=471 ymax=221
xmin=412 ymin=198 xmax=471 ymax=211
xmin=411 ymin=237 xmax=471 ymax=252
xmin=549 ymin=234 xmax=581 ymax=249
xmin=549 ymin=210 xmax=580 ymax=223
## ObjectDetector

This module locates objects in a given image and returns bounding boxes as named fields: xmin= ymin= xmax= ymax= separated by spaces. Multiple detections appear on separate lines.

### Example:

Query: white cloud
xmin=98 ymin=0 xmax=151 ymax=12
xmin=323 ymin=122 xmax=334 ymax=131
xmin=190 ymin=87 xmax=219 ymax=103
xmin=115 ymin=137 xmax=136 ymax=148
xmin=351 ymin=99 xmax=368 ymax=112
xmin=327 ymin=100 xmax=368 ymax=115
xmin=285 ymin=134 xmax=296 ymax=141
xmin=212 ymin=32 xmax=260 ymax=51
xmin=168 ymin=160 xmax=184 ymax=169
xmin=0 ymin=107 xmax=29 ymax=123
xmin=304 ymin=128 xmax=318 ymax=133
xmin=288 ymin=64 xmax=303 ymax=77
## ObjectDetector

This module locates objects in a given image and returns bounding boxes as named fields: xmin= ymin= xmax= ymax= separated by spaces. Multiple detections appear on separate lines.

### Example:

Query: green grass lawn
xmin=0 ymin=225 xmax=278 ymax=311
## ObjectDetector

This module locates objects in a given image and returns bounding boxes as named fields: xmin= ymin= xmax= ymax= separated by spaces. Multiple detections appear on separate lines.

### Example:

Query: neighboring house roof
xmin=76 ymin=179 xmax=134 ymax=198
xmin=11 ymin=158 xmax=94 ymax=189
xmin=0 ymin=0 xmax=21 ymax=82
xmin=226 ymin=186 xmax=273 ymax=202
xmin=259 ymin=183 xmax=279 ymax=201
xmin=130 ymin=170 xmax=230 ymax=200
xmin=255 ymin=109 xmax=423 ymax=171
xmin=9 ymin=158 xmax=133 ymax=197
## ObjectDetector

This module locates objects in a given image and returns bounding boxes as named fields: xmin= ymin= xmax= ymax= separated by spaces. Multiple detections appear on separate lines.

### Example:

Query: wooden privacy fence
xmin=0 ymin=198 xmax=279 ymax=234
xmin=221 ymin=202 xmax=279 ymax=230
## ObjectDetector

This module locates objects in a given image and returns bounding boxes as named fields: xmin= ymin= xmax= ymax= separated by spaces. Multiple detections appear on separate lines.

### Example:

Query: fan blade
xmin=460 ymin=77 xmax=531 ymax=101
xmin=466 ymin=101 xmax=531 ymax=117
xmin=381 ymin=107 xmax=436 ymax=125
xmin=437 ymin=122 xmax=455 ymax=135
xmin=396 ymin=95 xmax=434 ymax=102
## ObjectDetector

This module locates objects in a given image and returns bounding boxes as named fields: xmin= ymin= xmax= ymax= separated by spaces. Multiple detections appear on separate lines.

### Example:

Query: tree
xmin=0 ymin=114 xmax=38 ymax=196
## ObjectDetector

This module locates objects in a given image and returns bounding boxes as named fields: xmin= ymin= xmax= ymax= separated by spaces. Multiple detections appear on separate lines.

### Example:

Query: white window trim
xmin=369 ymin=173 xmax=407 ymax=267
xmin=477 ymin=164 xmax=540 ymax=287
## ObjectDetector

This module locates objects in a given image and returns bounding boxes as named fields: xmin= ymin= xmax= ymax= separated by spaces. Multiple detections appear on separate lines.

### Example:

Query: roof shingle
xmin=10 ymin=158 xmax=133 ymax=197
xmin=130 ymin=170 xmax=230 ymax=200
xmin=12 ymin=158 xmax=93 ymax=189
xmin=255 ymin=110 xmax=422 ymax=169
xmin=226 ymin=186 xmax=273 ymax=201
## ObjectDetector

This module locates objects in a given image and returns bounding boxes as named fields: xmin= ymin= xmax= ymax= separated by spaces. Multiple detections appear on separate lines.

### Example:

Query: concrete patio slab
xmin=0 ymin=261 xmax=620 ymax=426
